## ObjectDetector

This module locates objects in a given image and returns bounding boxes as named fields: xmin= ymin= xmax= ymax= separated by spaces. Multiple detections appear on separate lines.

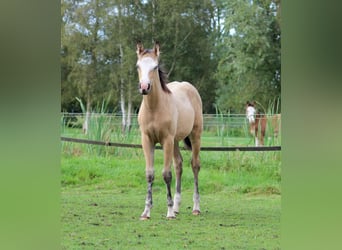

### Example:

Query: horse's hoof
xmin=192 ymin=210 xmax=200 ymax=215
xmin=139 ymin=216 xmax=150 ymax=221
xmin=166 ymin=216 xmax=176 ymax=220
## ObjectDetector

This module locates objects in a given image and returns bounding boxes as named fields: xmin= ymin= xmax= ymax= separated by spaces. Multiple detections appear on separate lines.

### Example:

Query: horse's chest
xmin=141 ymin=118 xmax=171 ymax=132
xmin=139 ymin=114 xmax=174 ymax=142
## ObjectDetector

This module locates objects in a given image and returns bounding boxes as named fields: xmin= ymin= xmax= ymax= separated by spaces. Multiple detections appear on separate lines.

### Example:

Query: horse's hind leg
xmin=190 ymin=135 xmax=201 ymax=215
xmin=172 ymin=143 xmax=183 ymax=214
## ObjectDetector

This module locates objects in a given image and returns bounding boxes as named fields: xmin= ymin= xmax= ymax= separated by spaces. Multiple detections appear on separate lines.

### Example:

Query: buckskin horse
xmin=136 ymin=41 xmax=203 ymax=220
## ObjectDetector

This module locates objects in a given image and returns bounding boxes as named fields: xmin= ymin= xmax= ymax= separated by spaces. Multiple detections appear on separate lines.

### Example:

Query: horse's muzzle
xmin=139 ymin=82 xmax=151 ymax=95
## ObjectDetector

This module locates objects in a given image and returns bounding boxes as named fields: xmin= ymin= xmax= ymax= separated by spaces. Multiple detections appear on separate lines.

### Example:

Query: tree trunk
xmin=120 ymin=85 xmax=126 ymax=133
xmin=168 ymin=16 xmax=179 ymax=78
xmin=83 ymin=95 xmax=91 ymax=134
xmin=126 ymin=87 xmax=132 ymax=132
xmin=119 ymin=43 xmax=127 ymax=133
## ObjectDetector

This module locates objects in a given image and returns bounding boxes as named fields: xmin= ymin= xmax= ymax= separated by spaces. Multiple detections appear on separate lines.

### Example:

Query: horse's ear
xmin=136 ymin=41 xmax=144 ymax=55
xmin=153 ymin=41 xmax=160 ymax=57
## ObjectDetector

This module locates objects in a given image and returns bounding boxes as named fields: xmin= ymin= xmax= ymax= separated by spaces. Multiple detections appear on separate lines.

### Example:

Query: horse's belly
xmin=174 ymin=108 xmax=194 ymax=140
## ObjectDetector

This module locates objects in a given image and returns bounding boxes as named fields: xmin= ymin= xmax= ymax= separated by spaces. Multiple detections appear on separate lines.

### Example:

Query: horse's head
xmin=246 ymin=101 xmax=256 ymax=124
xmin=136 ymin=41 xmax=160 ymax=95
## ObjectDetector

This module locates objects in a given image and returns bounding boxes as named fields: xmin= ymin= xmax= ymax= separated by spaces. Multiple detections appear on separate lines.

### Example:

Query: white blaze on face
xmin=137 ymin=57 xmax=158 ymax=91
xmin=246 ymin=106 xmax=256 ymax=123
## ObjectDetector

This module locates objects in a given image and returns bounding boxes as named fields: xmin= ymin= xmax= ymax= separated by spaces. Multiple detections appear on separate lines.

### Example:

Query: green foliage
xmin=61 ymin=0 xmax=280 ymax=114
xmin=61 ymin=0 xmax=281 ymax=114
xmin=61 ymin=0 xmax=276 ymax=113
xmin=215 ymin=0 xmax=281 ymax=113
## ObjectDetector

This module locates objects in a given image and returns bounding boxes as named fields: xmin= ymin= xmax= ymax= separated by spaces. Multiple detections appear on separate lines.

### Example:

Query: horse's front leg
xmin=162 ymin=137 xmax=175 ymax=219
xmin=140 ymin=134 xmax=155 ymax=220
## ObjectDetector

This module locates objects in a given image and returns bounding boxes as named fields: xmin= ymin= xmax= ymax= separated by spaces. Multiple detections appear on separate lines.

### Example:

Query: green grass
xmin=61 ymin=187 xmax=280 ymax=249
xmin=61 ymin=144 xmax=281 ymax=249
xmin=61 ymin=147 xmax=280 ymax=193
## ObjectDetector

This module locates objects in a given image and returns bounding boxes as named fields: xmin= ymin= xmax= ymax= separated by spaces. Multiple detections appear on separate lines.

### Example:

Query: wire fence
xmin=61 ymin=113 xmax=281 ymax=151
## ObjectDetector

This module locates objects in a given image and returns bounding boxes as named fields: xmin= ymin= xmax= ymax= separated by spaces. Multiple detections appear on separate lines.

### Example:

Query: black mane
xmin=158 ymin=65 xmax=171 ymax=94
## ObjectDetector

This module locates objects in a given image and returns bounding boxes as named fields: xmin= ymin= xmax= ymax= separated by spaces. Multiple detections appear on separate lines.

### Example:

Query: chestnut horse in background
xmin=136 ymin=41 xmax=203 ymax=220
xmin=246 ymin=101 xmax=281 ymax=146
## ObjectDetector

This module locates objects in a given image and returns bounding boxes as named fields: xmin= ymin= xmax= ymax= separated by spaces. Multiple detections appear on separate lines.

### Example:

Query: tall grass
xmin=263 ymin=98 xmax=281 ymax=146
xmin=61 ymin=97 xmax=281 ymax=158
xmin=214 ymin=104 xmax=226 ymax=145
xmin=74 ymin=96 xmax=115 ymax=156
xmin=62 ymin=97 xmax=141 ymax=157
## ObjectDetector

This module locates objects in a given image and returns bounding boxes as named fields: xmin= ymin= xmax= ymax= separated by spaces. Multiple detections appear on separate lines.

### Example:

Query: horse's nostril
xmin=140 ymin=82 xmax=150 ymax=91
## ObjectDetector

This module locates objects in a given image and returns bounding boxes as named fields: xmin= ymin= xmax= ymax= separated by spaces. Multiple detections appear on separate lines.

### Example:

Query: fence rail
xmin=61 ymin=136 xmax=281 ymax=151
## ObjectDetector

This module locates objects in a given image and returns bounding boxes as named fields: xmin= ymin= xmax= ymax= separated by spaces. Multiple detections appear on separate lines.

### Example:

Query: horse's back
xmin=168 ymin=81 xmax=202 ymax=116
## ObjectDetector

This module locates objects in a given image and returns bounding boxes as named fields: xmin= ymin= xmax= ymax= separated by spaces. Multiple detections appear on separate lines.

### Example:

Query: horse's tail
xmin=183 ymin=136 xmax=192 ymax=150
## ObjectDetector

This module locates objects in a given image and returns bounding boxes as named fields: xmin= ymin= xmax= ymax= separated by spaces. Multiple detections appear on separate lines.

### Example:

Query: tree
xmin=62 ymin=0 xmax=278 ymax=116
xmin=141 ymin=0 xmax=219 ymax=112
xmin=103 ymin=0 xmax=146 ymax=132
xmin=215 ymin=0 xmax=281 ymax=113
xmin=61 ymin=0 xmax=114 ymax=132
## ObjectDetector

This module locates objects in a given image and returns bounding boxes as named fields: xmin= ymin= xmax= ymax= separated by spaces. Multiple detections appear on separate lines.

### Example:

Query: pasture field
xmin=61 ymin=113 xmax=281 ymax=249
xmin=61 ymin=136 xmax=280 ymax=249
xmin=61 ymin=186 xmax=280 ymax=249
